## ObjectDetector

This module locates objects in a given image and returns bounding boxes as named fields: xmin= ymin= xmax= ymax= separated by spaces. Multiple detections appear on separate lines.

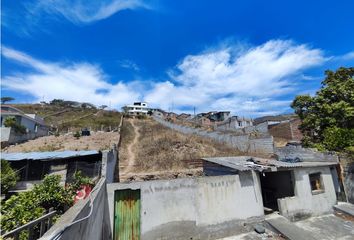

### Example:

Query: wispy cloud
xmin=29 ymin=0 xmax=150 ymax=25
xmin=2 ymin=39 xmax=327 ymax=116
xmin=2 ymin=0 xmax=151 ymax=36
xmin=333 ymin=51 xmax=354 ymax=61
xmin=1 ymin=47 xmax=140 ymax=107
xmin=118 ymin=60 xmax=140 ymax=71
xmin=145 ymin=40 xmax=326 ymax=116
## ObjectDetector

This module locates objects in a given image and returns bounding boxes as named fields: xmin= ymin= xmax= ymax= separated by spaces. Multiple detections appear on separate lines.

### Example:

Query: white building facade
xmin=123 ymin=102 xmax=150 ymax=116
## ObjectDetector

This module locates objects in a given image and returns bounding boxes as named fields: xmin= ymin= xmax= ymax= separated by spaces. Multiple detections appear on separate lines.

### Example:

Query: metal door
xmin=114 ymin=189 xmax=141 ymax=240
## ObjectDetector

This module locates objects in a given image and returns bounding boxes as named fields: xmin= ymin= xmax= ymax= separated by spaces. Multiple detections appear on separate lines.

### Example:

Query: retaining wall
xmin=153 ymin=116 xmax=274 ymax=156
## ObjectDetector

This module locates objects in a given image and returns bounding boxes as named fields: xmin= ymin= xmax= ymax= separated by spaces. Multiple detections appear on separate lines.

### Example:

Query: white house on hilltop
xmin=122 ymin=102 xmax=151 ymax=116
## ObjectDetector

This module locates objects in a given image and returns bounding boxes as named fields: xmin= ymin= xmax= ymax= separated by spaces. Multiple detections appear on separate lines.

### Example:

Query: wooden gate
xmin=114 ymin=189 xmax=141 ymax=240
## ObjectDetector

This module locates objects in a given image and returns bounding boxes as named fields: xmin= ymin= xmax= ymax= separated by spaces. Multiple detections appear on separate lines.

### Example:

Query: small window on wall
xmin=309 ymin=172 xmax=324 ymax=194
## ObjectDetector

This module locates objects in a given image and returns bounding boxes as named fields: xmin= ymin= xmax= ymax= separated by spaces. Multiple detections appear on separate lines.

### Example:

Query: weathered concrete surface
xmin=107 ymin=173 xmax=264 ymax=240
xmin=294 ymin=214 xmax=354 ymax=240
xmin=266 ymin=214 xmax=317 ymax=240
xmin=275 ymin=145 xmax=338 ymax=162
xmin=101 ymin=145 xmax=118 ymax=183
xmin=334 ymin=202 xmax=354 ymax=217
xmin=278 ymin=166 xmax=337 ymax=220
xmin=339 ymin=153 xmax=354 ymax=204
xmin=41 ymin=178 xmax=111 ymax=240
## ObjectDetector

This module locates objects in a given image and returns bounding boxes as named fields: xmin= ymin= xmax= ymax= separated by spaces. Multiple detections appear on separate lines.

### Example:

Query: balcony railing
xmin=1 ymin=211 xmax=57 ymax=240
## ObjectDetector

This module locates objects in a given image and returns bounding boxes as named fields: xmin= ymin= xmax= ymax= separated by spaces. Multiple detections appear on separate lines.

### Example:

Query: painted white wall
xmin=20 ymin=116 xmax=37 ymax=132
xmin=278 ymin=166 xmax=336 ymax=219
xmin=141 ymin=178 xmax=197 ymax=234
xmin=196 ymin=172 xmax=263 ymax=225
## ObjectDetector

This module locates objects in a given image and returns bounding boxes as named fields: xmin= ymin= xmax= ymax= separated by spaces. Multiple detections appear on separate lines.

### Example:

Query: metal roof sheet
xmin=1 ymin=150 xmax=100 ymax=161
xmin=202 ymin=156 xmax=338 ymax=172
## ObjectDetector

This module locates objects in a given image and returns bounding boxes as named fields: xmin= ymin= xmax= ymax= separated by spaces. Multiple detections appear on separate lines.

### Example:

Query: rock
xmin=254 ymin=224 xmax=266 ymax=234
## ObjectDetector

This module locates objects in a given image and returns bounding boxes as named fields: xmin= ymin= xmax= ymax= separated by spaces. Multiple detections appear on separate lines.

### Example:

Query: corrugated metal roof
xmin=202 ymin=156 xmax=338 ymax=172
xmin=1 ymin=150 xmax=100 ymax=161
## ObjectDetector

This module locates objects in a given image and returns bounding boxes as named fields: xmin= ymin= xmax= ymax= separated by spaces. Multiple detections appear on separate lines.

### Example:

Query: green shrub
xmin=3 ymin=117 xmax=27 ymax=134
xmin=73 ymin=131 xmax=81 ymax=139
xmin=66 ymin=171 xmax=94 ymax=196
xmin=0 ymin=173 xmax=96 ymax=234
xmin=0 ymin=175 xmax=72 ymax=234
xmin=0 ymin=160 xmax=18 ymax=193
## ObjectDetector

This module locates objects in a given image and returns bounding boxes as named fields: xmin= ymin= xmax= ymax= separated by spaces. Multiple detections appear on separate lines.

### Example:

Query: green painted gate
xmin=114 ymin=189 xmax=141 ymax=240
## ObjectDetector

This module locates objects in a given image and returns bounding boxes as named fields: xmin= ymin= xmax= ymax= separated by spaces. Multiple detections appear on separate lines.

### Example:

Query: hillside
xmin=119 ymin=118 xmax=243 ymax=181
xmin=10 ymin=103 xmax=122 ymax=132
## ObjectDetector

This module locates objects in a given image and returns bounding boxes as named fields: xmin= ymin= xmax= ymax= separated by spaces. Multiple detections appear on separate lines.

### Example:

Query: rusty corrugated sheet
xmin=114 ymin=189 xmax=140 ymax=240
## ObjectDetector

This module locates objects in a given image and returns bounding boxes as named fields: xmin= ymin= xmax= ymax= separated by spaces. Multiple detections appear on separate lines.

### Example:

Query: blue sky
xmin=1 ymin=0 xmax=354 ymax=116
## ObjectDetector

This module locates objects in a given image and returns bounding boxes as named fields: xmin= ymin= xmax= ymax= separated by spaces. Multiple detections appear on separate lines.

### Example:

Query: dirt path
xmin=121 ymin=120 xmax=140 ymax=175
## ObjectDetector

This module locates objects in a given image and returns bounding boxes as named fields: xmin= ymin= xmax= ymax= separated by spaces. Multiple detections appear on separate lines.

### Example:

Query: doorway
xmin=114 ymin=189 xmax=141 ymax=240
xmin=260 ymin=171 xmax=295 ymax=213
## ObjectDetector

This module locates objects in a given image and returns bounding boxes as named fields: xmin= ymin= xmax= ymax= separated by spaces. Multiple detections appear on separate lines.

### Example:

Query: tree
xmin=99 ymin=105 xmax=108 ymax=110
xmin=49 ymin=99 xmax=64 ymax=106
xmin=1 ymin=97 xmax=15 ymax=104
xmin=291 ymin=67 xmax=354 ymax=151
xmin=0 ymin=160 xmax=18 ymax=193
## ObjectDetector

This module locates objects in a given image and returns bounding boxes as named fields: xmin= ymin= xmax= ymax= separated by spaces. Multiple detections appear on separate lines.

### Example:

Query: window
xmin=309 ymin=172 xmax=324 ymax=194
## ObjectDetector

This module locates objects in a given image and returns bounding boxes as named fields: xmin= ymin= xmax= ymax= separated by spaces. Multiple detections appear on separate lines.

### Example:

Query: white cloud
xmin=118 ymin=60 xmax=140 ymax=71
xmin=29 ymin=0 xmax=150 ymax=25
xmin=1 ymin=47 xmax=140 ymax=108
xmin=335 ymin=51 xmax=354 ymax=61
xmin=145 ymin=40 xmax=326 ymax=116
xmin=2 ymin=39 xmax=326 ymax=116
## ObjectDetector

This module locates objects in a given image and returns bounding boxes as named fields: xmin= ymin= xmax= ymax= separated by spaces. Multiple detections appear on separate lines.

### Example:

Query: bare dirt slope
xmin=3 ymin=132 xmax=120 ymax=152
xmin=118 ymin=118 xmax=243 ymax=181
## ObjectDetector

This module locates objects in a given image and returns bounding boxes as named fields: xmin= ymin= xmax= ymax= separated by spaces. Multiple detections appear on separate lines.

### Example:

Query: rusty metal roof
xmin=202 ymin=156 xmax=338 ymax=172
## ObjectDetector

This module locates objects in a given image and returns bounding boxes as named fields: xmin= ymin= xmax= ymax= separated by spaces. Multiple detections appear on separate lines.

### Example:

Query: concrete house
xmin=1 ymin=105 xmax=49 ymax=145
xmin=215 ymin=116 xmax=253 ymax=131
xmin=122 ymin=102 xmax=150 ymax=116
xmin=103 ymin=154 xmax=340 ymax=240
xmin=202 ymin=156 xmax=338 ymax=221
xmin=207 ymin=111 xmax=231 ymax=122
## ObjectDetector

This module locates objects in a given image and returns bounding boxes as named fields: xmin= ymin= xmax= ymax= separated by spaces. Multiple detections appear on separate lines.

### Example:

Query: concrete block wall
xmin=278 ymin=166 xmax=337 ymax=221
xmin=1 ymin=127 xmax=48 ymax=145
xmin=107 ymin=173 xmax=264 ymax=240
xmin=101 ymin=145 xmax=118 ymax=184
xmin=153 ymin=116 xmax=275 ymax=156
